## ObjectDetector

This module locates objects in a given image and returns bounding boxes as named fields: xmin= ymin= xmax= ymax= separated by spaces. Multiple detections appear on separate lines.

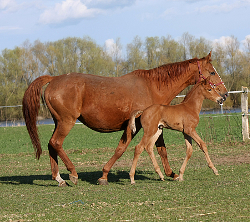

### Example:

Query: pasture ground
xmin=0 ymin=124 xmax=250 ymax=221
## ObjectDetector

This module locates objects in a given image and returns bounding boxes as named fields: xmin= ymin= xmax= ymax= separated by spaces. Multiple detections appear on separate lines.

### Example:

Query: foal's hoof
xmin=213 ymin=169 xmax=219 ymax=175
xmin=59 ymin=181 xmax=68 ymax=187
xmin=69 ymin=174 xmax=78 ymax=185
xmin=98 ymin=178 xmax=109 ymax=185
xmin=173 ymin=176 xmax=180 ymax=181
xmin=173 ymin=174 xmax=180 ymax=181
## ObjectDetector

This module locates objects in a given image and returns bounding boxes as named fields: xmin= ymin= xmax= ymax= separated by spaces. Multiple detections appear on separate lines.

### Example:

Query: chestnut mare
xmin=129 ymin=78 xmax=224 ymax=184
xmin=22 ymin=52 xmax=228 ymax=186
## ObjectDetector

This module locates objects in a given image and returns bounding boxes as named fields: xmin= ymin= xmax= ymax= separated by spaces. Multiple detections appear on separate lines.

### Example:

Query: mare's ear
xmin=206 ymin=51 xmax=212 ymax=62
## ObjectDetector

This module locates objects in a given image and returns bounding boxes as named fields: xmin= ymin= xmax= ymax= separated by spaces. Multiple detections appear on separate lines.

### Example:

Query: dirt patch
xmin=214 ymin=153 xmax=250 ymax=165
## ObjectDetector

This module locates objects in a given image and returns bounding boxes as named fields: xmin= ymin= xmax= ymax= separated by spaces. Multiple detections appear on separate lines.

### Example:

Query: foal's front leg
xmin=191 ymin=130 xmax=219 ymax=175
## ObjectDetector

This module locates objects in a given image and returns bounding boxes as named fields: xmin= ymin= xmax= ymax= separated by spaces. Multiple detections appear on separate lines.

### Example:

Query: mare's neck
xmin=150 ymin=64 xmax=199 ymax=105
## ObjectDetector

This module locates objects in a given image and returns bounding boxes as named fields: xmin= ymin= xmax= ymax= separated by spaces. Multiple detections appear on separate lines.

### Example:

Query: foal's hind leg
xmin=155 ymin=133 xmax=179 ymax=180
xmin=178 ymin=134 xmax=193 ymax=181
xmin=49 ymin=120 xmax=78 ymax=186
xmin=129 ymin=140 xmax=145 ymax=185
xmin=145 ymin=129 xmax=164 ymax=181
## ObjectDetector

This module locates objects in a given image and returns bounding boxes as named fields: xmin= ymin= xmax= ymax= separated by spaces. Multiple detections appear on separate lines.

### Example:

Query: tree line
xmin=0 ymin=32 xmax=249 ymax=121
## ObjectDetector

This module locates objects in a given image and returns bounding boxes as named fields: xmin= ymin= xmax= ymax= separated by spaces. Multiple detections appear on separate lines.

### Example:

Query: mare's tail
xmin=128 ymin=110 xmax=143 ymax=134
xmin=22 ymin=75 xmax=54 ymax=159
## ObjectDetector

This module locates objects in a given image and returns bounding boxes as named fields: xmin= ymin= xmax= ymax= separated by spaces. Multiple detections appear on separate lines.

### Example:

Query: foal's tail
xmin=128 ymin=110 xmax=143 ymax=134
xmin=22 ymin=75 xmax=54 ymax=159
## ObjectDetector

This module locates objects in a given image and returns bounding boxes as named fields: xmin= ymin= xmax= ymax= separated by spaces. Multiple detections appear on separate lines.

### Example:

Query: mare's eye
xmin=208 ymin=89 xmax=212 ymax=91
xmin=210 ymin=72 xmax=215 ymax=75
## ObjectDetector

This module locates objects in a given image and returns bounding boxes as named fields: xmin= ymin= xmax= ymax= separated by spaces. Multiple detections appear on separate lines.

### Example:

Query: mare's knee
xmin=49 ymin=138 xmax=62 ymax=151
xmin=157 ymin=146 xmax=167 ymax=157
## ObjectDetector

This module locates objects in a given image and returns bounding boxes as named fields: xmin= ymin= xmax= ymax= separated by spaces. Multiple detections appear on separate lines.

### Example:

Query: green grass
xmin=0 ymin=116 xmax=249 ymax=221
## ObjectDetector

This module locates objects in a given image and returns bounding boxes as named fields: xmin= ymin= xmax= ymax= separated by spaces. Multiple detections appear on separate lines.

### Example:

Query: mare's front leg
xmin=190 ymin=130 xmax=219 ymax=175
xmin=178 ymin=134 xmax=193 ymax=181
xmin=49 ymin=120 xmax=78 ymax=186
xmin=155 ymin=133 xmax=179 ymax=180
xmin=98 ymin=124 xmax=139 ymax=185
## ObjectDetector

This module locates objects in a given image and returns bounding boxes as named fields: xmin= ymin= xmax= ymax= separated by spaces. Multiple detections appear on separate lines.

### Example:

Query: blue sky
xmin=1 ymin=0 xmax=250 ymax=53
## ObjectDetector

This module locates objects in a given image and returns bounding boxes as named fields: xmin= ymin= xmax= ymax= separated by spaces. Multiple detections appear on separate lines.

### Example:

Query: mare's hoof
xmin=59 ymin=181 xmax=68 ymax=187
xmin=98 ymin=178 xmax=109 ymax=185
xmin=69 ymin=174 xmax=78 ymax=185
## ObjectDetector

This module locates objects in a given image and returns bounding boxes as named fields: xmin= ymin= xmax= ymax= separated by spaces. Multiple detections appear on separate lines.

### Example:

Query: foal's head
xmin=198 ymin=51 xmax=228 ymax=101
xmin=201 ymin=78 xmax=224 ymax=104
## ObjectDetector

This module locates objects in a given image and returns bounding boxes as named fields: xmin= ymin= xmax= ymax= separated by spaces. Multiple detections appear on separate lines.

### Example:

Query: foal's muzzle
xmin=217 ymin=97 xmax=224 ymax=105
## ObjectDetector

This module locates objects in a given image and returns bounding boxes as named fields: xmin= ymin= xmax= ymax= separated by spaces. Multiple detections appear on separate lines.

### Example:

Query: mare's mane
xmin=132 ymin=57 xmax=200 ymax=88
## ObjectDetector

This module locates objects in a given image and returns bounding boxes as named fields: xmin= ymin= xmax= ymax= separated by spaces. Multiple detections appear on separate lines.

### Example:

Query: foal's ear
xmin=204 ymin=76 xmax=211 ymax=85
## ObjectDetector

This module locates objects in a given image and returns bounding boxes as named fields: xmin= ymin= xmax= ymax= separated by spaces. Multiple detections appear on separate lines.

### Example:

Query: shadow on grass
xmin=0 ymin=170 xmax=159 ymax=186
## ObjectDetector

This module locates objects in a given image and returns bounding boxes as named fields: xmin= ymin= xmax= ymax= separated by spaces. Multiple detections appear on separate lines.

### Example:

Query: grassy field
xmin=0 ymin=115 xmax=250 ymax=221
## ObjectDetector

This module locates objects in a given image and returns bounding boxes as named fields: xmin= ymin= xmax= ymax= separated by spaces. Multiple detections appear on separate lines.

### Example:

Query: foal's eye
xmin=210 ymin=72 xmax=215 ymax=75
xmin=208 ymin=89 xmax=212 ymax=91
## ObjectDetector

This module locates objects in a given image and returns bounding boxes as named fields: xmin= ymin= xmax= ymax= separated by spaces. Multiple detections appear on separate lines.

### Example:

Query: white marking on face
xmin=212 ymin=66 xmax=226 ymax=87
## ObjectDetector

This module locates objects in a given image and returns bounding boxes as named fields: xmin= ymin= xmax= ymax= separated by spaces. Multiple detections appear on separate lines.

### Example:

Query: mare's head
xmin=198 ymin=51 xmax=228 ymax=101
xmin=200 ymin=77 xmax=224 ymax=105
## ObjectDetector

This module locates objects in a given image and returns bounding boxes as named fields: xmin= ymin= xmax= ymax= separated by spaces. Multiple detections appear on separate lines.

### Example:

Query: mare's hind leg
xmin=190 ymin=130 xmax=219 ymax=175
xmin=48 ymin=142 xmax=66 ymax=187
xmin=155 ymin=133 xmax=179 ymax=180
xmin=48 ymin=119 xmax=65 ymax=186
xmin=49 ymin=120 xmax=78 ymax=186
xmin=98 ymin=123 xmax=140 ymax=185
xmin=178 ymin=134 xmax=193 ymax=181
xmin=145 ymin=129 xmax=164 ymax=181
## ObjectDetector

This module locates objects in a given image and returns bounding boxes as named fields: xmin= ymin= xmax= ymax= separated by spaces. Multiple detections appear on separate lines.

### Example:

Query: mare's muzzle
xmin=222 ymin=92 xmax=229 ymax=102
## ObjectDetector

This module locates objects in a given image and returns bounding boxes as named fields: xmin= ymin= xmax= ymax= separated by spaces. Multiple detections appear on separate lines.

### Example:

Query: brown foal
xmin=129 ymin=78 xmax=224 ymax=184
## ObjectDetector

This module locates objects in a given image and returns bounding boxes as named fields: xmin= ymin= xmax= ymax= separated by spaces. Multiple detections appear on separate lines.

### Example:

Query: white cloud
xmin=83 ymin=0 xmax=136 ymax=9
xmin=39 ymin=0 xmax=102 ymax=25
xmin=196 ymin=0 xmax=250 ymax=14
xmin=242 ymin=35 xmax=250 ymax=50
xmin=0 ymin=26 xmax=21 ymax=31
xmin=161 ymin=7 xmax=177 ymax=18
xmin=212 ymin=36 xmax=233 ymax=48
xmin=0 ymin=0 xmax=18 ymax=12
xmin=105 ymin=39 xmax=115 ymax=51
xmin=105 ymin=38 xmax=122 ymax=57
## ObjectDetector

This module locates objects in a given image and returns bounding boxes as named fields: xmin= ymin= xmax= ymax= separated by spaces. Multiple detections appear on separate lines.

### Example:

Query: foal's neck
xmin=182 ymin=85 xmax=205 ymax=114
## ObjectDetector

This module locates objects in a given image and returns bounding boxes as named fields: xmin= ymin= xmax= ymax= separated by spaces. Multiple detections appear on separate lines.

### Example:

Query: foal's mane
xmin=181 ymin=80 xmax=205 ymax=103
xmin=132 ymin=57 xmax=200 ymax=88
